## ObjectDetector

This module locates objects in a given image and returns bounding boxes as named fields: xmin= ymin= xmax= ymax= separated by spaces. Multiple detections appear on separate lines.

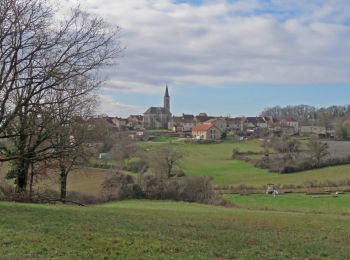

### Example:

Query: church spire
xmin=164 ymin=85 xmax=170 ymax=112
xmin=165 ymin=85 xmax=169 ymax=97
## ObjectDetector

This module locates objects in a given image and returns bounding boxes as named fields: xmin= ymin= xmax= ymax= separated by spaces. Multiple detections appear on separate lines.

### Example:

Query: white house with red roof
xmin=192 ymin=123 xmax=221 ymax=140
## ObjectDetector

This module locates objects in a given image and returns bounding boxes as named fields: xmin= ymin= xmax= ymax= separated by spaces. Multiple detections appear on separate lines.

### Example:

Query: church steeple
xmin=164 ymin=85 xmax=170 ymax=112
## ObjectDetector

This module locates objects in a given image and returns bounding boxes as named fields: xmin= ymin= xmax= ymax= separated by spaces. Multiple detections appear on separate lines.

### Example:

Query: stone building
xmin=143 ymin=86 xmax=172 ymax=129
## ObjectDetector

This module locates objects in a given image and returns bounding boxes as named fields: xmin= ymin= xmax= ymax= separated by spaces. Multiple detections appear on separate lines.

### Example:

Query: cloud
xmin=96 ymin=95 xmax=144 ymax=117
xmin=64 ymin=0 xmax=350 ymax=94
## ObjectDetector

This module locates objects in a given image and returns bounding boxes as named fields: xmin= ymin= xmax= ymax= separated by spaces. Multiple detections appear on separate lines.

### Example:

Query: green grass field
xmin=2 ymin=200 xmax=350 ymax=259
xmin=2 ymin=139 xmax=350 ymax=194
xmin=224 ymin=193 xmax=350 ymax=214
xmin=0 ymin=165 xmax=113 ymax=195
xmin=141 ymin=139 xmax=350 ymax=187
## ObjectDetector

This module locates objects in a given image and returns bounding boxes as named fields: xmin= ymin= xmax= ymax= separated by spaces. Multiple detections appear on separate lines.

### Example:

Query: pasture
xmin=224 ymin=193 xmax=350 ymax=214
xmin=1 ymin=139 xmax=350 ymax=195
xmin=0 ymin=165 xmax=113 ymax=196
xmin=142 ymin=139 xmax=350 ymax=187
xmin=2 ymin=200 xmax=350 ymax=259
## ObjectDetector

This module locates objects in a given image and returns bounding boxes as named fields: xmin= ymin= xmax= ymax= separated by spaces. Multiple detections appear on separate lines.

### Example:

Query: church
xmin=143 ymin=86 xmax=172 ymax=129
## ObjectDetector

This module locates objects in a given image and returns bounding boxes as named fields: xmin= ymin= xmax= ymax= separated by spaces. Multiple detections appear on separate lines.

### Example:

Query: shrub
xmin=101 ymin=171 xmax=142 ymax=201
xmin=66 ymin=191 xmax=103 ymax=205
xmin=207 ymin=196 xmax=234 ymax=207
xmin=173 ymin=170 xmax=186 ymax=177
xmin=0 ymin=183 xmax=15 ymax=200
xmin=177 ymin=176 xmax=213 ymax=203
xmin=231 ymin=148 xmax=240 ymax=159
xmin=124 ymin=158 xmax=149 ymax=173
xmin=141 ymin=175 xmax=215 ymax=203
xmin=100 ymin=171 xmax=144 ymax=200
xmin=221 ymin=132 xmax=227 ymax=140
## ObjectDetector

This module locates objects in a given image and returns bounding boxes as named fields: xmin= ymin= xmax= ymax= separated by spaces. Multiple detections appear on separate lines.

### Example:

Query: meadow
xmin=2 ymin=138 xmax=350 ymax=195
xmin=224 ymin=193 xmax=350 ymax=214
xmin=0 ymin=166 xmax=112 ymax=196
xmin=141 ymin=138 xmax=350 ymax=187
xmin=2 ymin=200 xmax=350 ymax=259
xmin=2 ymin=139 xmax=350 ymax=259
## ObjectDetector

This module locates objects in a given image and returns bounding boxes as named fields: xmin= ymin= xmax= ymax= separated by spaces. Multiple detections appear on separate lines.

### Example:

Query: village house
xmin=112 ymin=117 xmax=128 ymax=130
xmin=127 ymin=115 xmax=144 ymax=130
xmin=300 ymin=125 xmax=326 ymax=136
xmin=204 ymin=117 xmax=227 ymax=132
xmin=192 ymin=123 xmax=221 ymax=141
xmin=268 ymin=122 xmax=282 ymax=135
xmin=195 ymin=113 xmax=214 ymax=124
xmin=300 ymin=125 xmax=335 ymax=138
xmin=226 ymin=117 xmax=242 ymax=132
xmin=87 ymin=116 xmax=116 ymax=130
xmin=280 ymin=118 xmax=299 ymax=134
xmin=169 ymin=114 xmax=196 ymax=133
xmin=240 ymin=116 xmax=270 ymax=134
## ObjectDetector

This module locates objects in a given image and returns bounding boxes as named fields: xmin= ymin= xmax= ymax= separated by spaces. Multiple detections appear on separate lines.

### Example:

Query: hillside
xmin=142 ymin=139 xmax=350 ymax=187
xmin=2 ymin=139 xmax=350 ymax=195
xmin=1 ymin=200 xmax=350 ymax=259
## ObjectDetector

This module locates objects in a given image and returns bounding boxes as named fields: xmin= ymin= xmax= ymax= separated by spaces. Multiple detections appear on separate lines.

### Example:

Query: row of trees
xmin=261 ymin=104 xmax=350 ymax=127
xmin=0 ymin=0 xmax=121 ymax=200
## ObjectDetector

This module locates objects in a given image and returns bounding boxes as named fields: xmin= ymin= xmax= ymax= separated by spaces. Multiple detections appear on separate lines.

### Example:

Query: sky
xmin=63 ymin=0 xmax=350 ymax=117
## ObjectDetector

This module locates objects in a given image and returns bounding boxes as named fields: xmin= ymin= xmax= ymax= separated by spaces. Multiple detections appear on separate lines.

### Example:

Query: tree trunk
xmin=60 ymin=165 xmax=68 ymax=202
xmin=29 ymin=164 xmax=34 ymax=199
xmin=16 ymin=159 xmax=29 ymax=192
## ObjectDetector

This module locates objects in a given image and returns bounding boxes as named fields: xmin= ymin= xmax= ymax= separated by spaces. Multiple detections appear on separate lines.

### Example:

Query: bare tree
xmin=307 ymin=135 xmax=329 ymax=167
xmin=149 ymin=146 xmax=184 ymax=178
xmin=0 ymin=0 xmax=121 ymax=141
xmin=0 ymin=0 xmax=122 ymax=192
xmin=48 ymin=87 xmax=95 ymax=202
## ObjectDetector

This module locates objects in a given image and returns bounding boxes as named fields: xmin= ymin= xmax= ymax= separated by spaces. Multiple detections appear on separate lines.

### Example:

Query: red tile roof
xmin=192 ymin=123 xmax=216 ymax=132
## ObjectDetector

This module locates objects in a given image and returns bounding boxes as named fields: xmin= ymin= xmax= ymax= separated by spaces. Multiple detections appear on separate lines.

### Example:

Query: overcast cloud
xmin=63 ymin=0 xmax=350 ymax=116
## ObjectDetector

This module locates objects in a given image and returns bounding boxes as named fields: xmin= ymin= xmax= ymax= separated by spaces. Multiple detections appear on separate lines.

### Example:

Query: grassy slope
xmin=142 ymin=139 xmax=350 ymax=186
xmin=2 ymin=139 xmax=350 ymax=194
xmin=224 ymin=194 xmax=350 ymax=214
xmin=0 ymin=165 xmax=112 ymax=195
xmin=1 ymin=200 xmax=350 ymax=259
xmin=66 ymin=168 xmax=112 ymax=194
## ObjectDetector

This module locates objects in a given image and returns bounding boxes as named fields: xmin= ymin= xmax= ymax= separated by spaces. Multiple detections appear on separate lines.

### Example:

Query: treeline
xmin=261 ymin=104 xmax=350 ymax=126
xmin=261 ymin=104 xmax=350 ymax=140
xmin=0 ymin=0 xmax=121 ymax=200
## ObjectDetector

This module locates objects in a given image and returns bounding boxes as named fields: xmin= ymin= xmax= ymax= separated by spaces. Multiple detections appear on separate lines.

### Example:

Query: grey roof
xmin=144 ymin=107 xmax=170 ymax=115
xmin=246 ymin=117 xmax=266 ymax=124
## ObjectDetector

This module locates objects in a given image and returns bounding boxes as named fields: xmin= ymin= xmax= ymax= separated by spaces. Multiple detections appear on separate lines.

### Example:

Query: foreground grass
xmin=1 ymin=200 xmax=350 ymax=259
xmin=224 ymin=193 xmax=350 ymax=214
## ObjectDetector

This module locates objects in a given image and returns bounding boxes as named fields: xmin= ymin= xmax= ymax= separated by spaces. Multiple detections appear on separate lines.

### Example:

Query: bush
xmin=124 ymin=158 xmax=149 ymax=173
xmin=178 ymin=176 xmax=213 ymax=203
xmin=141 ymin=175 xmax=215 ymax=203
xmin=231 ymin=148 xmax=240 ymax=159
xmin=65 ymin=191 xmax=103 ymax=205
xmin=100 ymin=171 xmax=144 ymax=200
xmin=0 ymin=183 xmax=15 ymax=200
xmin=173 ymin=170 xmax=186 ymax=177
xmin=221 ymin=132 xmax=227 ymax=140
xmin=207 ymin=196 xmax=233 ymax=207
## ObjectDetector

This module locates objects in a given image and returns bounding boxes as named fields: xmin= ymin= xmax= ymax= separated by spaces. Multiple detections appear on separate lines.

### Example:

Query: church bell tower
xmin=164 ymin=85 xmax=170 ymax=112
